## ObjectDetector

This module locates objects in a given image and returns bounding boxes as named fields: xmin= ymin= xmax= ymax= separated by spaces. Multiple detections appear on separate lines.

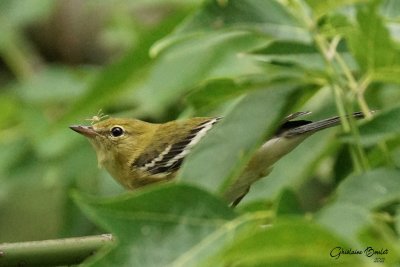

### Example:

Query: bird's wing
xmin=281 ymin=111 xmax=365 ymax=137
xmin=281 ymin=111 xmax=312 ymax=122
xmin=275 ymin=111 xmax=313 ymax=136
xmin=132 ymin=117 xmax=220 ymax=176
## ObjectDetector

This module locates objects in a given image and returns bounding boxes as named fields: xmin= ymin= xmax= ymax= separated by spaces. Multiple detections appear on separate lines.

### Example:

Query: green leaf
xmin=253 ymin=40 xmax=357 ymax=72
xmin=357 ymin=224 xmax=400 ymax=266
xmin=346 ymin=1 xmax=400 ymax=72
xmin=275 ymin=188 xmax=304 ymax=216
xmin=178 ymin=85 xmax=297 ymax=194
xmin=317 ymin=168 xmax=400 ymax=244
xmin=395 ymin=205 xmax=400 ymax=235
xmin=135 ymin=31 xmax=267 ymax=116
xmin=15 ymin=66 xmax=90 ymax=105
xmin=334 ymin=168 xmax=400 ymax=209
xmin=305 ymin=0 xmax=368 ymax=19
xmin=371 ymin=66 xmax=400 ymax=84
xmin=177 ymin=0 xmax=300 ymax=33
xmin=74 ymin=184 xmax=262 ymax=267
xmin=358 ymin=105 xmax=400 ymax=145
xmin=186 ymin=78 xmax=261 ymax=113
xmin=381 ymin=0 xmax=400 ymax=19
xmin=0 ymin=0 xmax=55 ymax=27
xmin=0 ymin=94 xmax=18 ymax=129
xmin=317 ymin=203 xmax=373 ymax=242
xmin=204 ymin=219 xmax=365 ymax=267
xmin=152 ymin=0 xmax=309 ymax=56
xmin=252 ymin=41 xmax=325 ymax=70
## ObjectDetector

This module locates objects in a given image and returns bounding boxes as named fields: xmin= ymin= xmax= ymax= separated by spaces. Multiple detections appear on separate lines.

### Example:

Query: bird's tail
xmin=281 ymin=111 xmax=365 ymax=137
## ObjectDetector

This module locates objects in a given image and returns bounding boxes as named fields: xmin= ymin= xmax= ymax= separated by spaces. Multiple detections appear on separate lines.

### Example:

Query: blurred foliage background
xmin=0 ymin=0 xmax=203 ymax=242
xmin=1 ymin=0 xmax=400 ymax=266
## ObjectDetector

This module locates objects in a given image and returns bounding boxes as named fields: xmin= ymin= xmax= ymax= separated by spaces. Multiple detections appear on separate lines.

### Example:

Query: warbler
xmin=70 ymin=111 xmax=364 ymax=206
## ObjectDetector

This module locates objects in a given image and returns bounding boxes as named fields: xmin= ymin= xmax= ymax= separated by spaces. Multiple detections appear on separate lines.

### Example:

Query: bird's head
xmin=70 ymin=118 xmax=155 ymax=170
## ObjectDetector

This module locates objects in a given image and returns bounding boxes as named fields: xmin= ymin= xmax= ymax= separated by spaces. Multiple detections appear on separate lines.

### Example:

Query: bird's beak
xmin=69 ymin=125 xmax=97 ymax=138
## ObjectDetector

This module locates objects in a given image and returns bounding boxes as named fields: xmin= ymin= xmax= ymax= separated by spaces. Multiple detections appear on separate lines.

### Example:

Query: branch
xmin=0 ymin=234 xmax=114 ymax=266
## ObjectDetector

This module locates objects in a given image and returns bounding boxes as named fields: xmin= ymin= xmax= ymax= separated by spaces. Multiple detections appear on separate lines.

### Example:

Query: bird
xmin=70 ymin=111 xmax=364 ymax=206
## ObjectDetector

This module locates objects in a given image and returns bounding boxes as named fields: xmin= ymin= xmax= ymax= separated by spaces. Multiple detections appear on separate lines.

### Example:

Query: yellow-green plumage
xmin=74 ymin=117 xmax=214 ymax=189
xmin=70 ymin=112 xmax=365 ymax=206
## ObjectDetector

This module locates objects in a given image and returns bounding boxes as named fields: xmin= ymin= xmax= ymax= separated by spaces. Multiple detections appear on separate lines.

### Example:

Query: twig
xmin=0 ymin=234 xmax=113 ymax=267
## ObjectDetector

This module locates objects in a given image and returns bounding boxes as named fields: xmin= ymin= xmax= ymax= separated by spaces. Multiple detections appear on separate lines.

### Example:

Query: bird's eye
xmin=111 ymin=126 xmax=124 ymax=137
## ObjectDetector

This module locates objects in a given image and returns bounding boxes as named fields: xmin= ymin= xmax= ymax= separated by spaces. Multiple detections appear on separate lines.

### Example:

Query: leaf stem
xmin=308 ymin=23 xmax=370 ymax=172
